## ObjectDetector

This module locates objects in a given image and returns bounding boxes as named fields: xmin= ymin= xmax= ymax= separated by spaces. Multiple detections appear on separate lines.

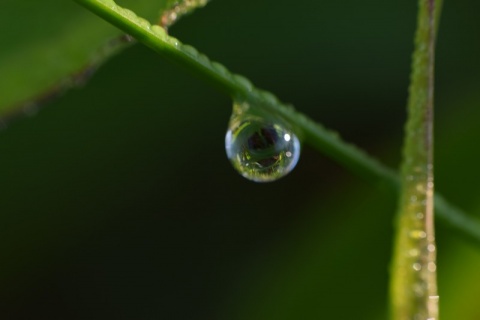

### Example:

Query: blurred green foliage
xmin=0 ymin=0 xmax=167 ymax=115
xmin=0 ymin=0 xmax=480 ymax=319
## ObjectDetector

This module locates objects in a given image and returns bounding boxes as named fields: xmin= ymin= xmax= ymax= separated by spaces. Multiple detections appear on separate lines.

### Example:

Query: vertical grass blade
xmin=390 ymin=0 xmax=440 ymax=319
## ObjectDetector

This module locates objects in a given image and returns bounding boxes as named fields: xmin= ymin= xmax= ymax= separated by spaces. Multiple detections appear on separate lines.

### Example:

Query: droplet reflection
xmin=225 ymin=111 xmax=300 ymax=182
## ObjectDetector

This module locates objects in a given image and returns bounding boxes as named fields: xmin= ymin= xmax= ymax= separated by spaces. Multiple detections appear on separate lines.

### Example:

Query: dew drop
xmin=409 ymin=248 xmax=419 ymax=257
xmin=137 ymin=17 xmax=151 ymax=30
xmin=182 ymin=44 xmax=199 ymax=57
xmin=225 ymin=104 xmax=300 ymax=182
xmin=152 ymin=25 xmax=167 ymax=39
xmin=211 ymin=62 xmax=228 ymax=76
xmin=413 ymin=283 xmax=425 ymax=297
xmin=416 ymin=183 xmax=425 ymax=192
xmin=409 ymin=230 xmax=427 ymax=239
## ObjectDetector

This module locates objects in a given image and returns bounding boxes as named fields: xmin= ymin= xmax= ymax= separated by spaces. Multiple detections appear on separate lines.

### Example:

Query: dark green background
xmin=1 ymin=0 xmax=480 ymax=319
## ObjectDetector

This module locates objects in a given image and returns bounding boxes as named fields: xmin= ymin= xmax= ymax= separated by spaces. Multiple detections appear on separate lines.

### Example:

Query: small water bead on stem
xmin=225 ymin=102 xmax=301 ymax=182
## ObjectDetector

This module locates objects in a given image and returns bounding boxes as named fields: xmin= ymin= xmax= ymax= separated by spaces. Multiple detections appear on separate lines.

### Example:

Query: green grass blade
xmin=390 ymin=0 xmax=440 ymax=319
xmin=73 ymin=0 xmax=480 ymax=251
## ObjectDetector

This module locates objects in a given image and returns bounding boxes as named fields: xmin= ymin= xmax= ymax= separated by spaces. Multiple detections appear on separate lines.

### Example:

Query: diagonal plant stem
xmin=390 ymin=0 xmax=440 ymax=319
xmin=73 ymin=0 xmax=480 ymax=247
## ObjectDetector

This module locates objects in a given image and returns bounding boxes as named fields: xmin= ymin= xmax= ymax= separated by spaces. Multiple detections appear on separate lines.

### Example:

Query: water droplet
xmin=232 ymin=74 xmax=253 ymax=92
xmin=416 ymin=183 xmax=425 ymax=192
xmin=182 ymin=45 xmax=199 ymax=58
xmin=211 ymin=62 xmax=229 ymax=76
xmin=152 ymin=25 xmax=167 ymax=39
xmin=225 ymin=104 xmax=300 ymax=182
xmin=413 ymin=263 xmax=422 ymax=271
xmin=409 ymin=249 xmax=419 ymax=257
xmin=168 ymin=37 xmax=180 ymax=47
xmin=137 ymin=17 xmax=151 ymax=30
xmin=413 ymin=283 xmax=425 ymax=297
xmin=409 ymin=230 xmax=427 ymax=239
